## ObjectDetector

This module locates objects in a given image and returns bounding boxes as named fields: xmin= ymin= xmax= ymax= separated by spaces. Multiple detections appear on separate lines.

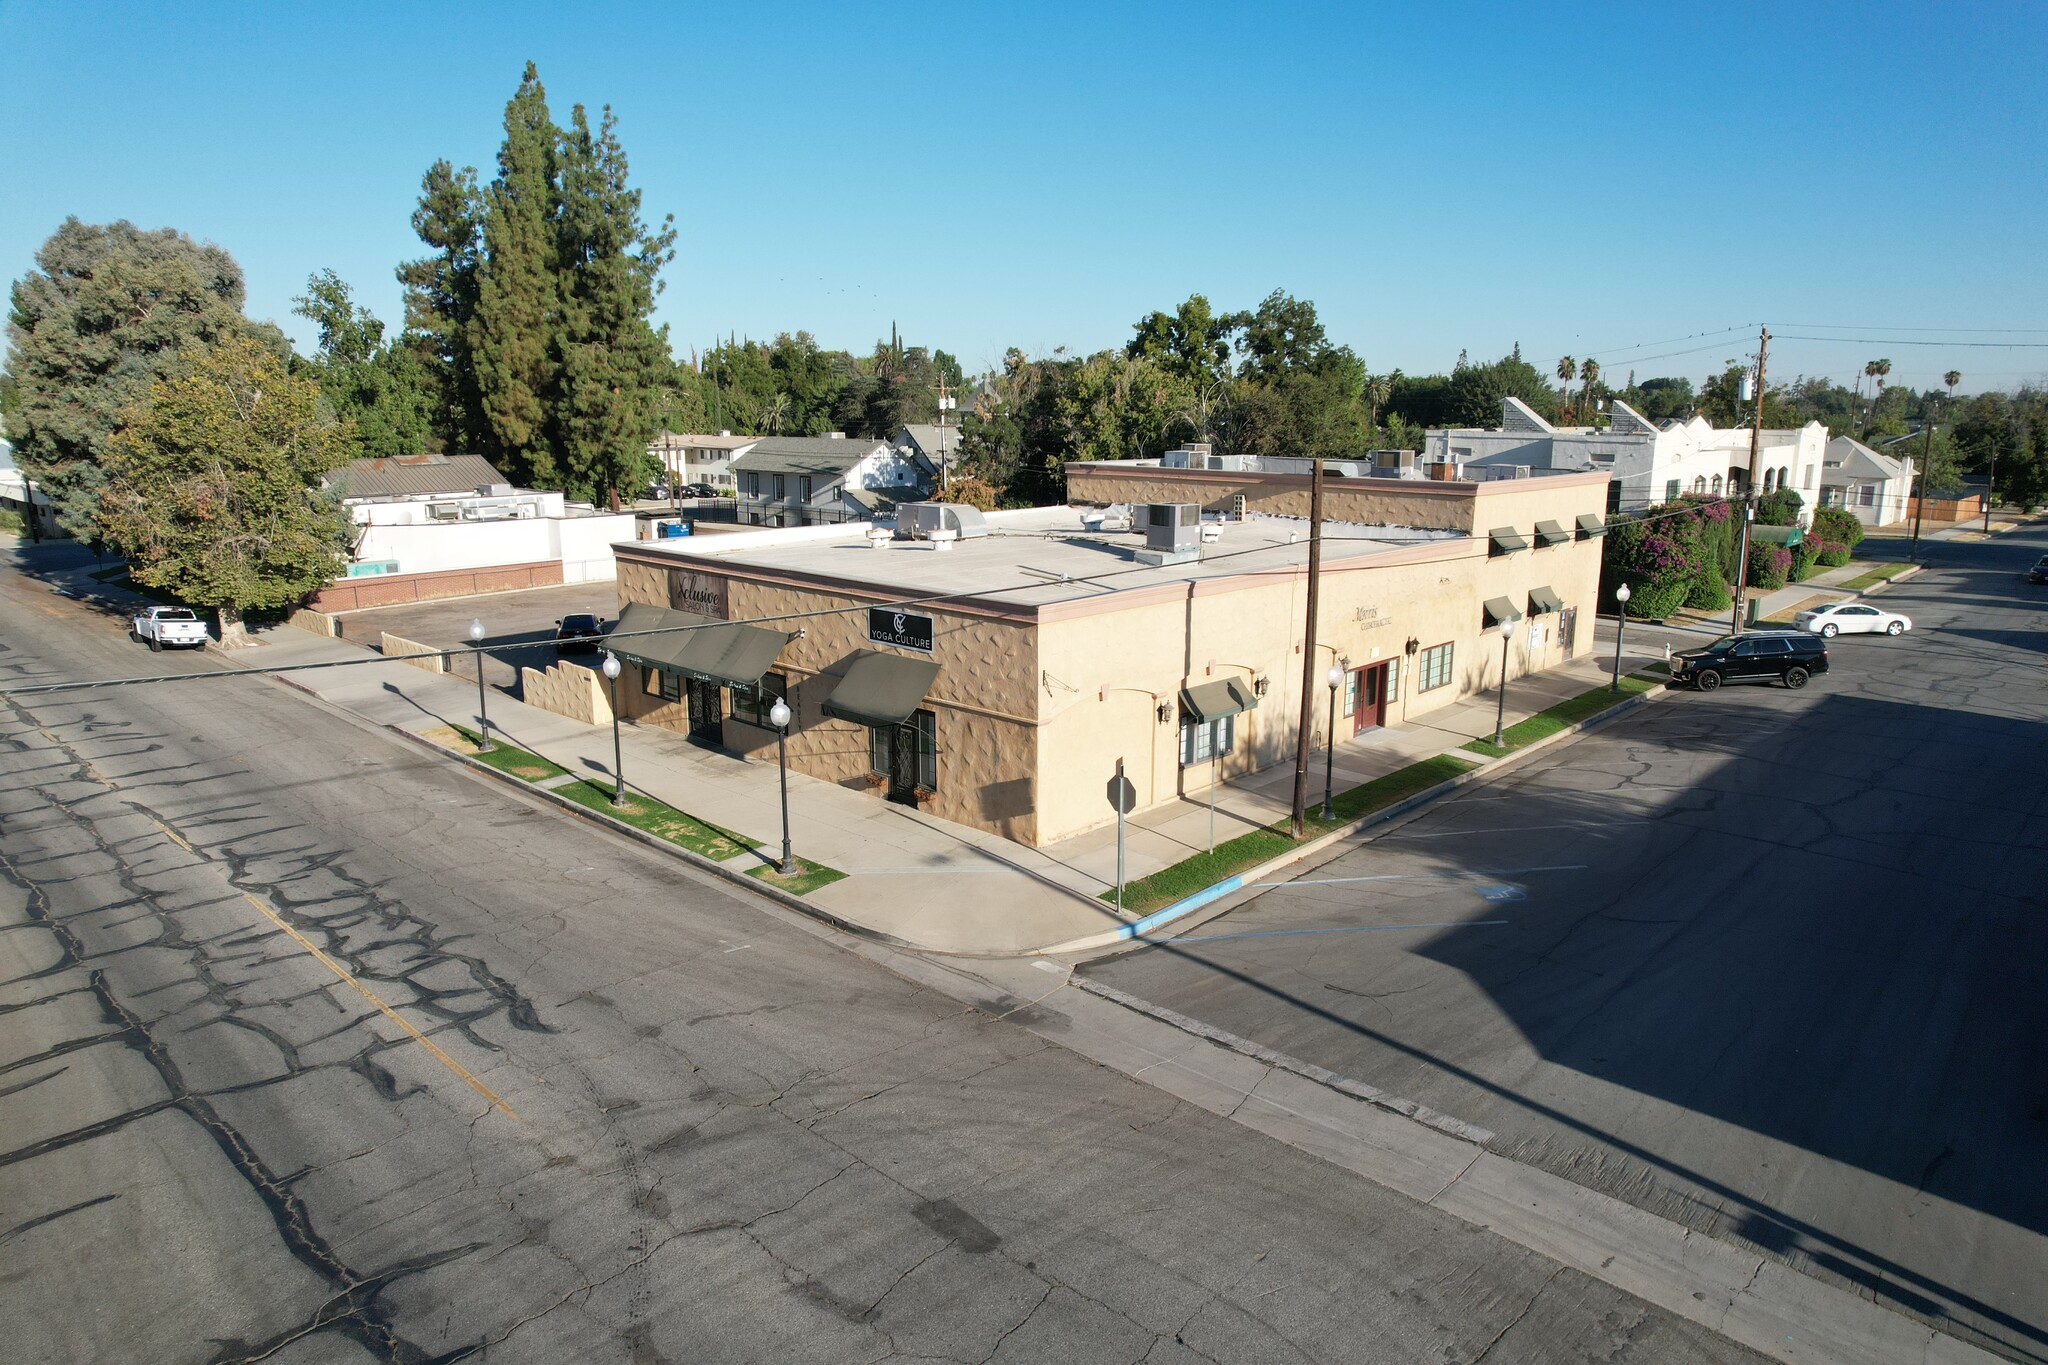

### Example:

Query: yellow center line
xmin=25 ymin=719 xmax=521 ymax=1120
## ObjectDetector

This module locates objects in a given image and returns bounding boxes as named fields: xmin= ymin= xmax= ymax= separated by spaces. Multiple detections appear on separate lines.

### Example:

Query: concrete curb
xmin=1041 ymin=680 xmax=1672 ymax=957
xmin=1071 ymin=975 xmax=1497 ymax=1145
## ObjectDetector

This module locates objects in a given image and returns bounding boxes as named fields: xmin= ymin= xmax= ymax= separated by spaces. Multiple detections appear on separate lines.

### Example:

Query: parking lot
xmin=334 ymin=580 xmax=620 ymax=690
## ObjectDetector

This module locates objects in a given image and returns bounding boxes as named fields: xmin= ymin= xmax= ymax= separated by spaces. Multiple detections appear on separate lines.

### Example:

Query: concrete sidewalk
xmin=203 ymin=617 xmax=1671 ymax=958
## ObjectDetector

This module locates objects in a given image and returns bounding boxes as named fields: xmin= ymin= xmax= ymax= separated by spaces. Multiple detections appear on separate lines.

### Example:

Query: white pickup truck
xmin=132 ymin=606 xmax=210 ymax=651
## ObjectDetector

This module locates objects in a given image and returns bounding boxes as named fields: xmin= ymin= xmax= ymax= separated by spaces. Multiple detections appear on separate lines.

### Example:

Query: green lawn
xmin=1103 ymin=753 xmax=1477 ymax=917
xmin=552 ymin=777 xmax=759 ymax=861
xmin=1841 ymin=561 xmax=1914 ymax=591
xmin=1461 ymin=677 xmax=1655 ymax=759
xmin=746 ymin=855 xmax=848 ymax=897
xmin=446 ymin=724 xmax=572 ymax=783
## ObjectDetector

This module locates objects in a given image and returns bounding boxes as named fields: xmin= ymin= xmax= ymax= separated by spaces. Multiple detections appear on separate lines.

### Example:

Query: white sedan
xmin=1794 ymin=602 xmax=1912 ymax=637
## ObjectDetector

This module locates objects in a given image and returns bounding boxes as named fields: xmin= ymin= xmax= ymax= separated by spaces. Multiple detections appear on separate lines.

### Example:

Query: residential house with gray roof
xmin=728 ymin=435 xmax=936 ymax=526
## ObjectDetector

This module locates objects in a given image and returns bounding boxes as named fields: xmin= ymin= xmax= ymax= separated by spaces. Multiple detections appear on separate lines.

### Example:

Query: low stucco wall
xmin=380 ymin=632 xmax=447 ymax=674
xmin=522 ymin=659 xmax=612 ymax=727
xmin=287 ymin=608 xmax=339 ymax=637
xmin=311 ymin=560 xmax=567 ymax=611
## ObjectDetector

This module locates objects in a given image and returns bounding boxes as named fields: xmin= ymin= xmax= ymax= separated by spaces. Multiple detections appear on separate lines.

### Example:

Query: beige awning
xmin=1483 ymin=596 xmax=1524 ymax=627
xmin=1488 ymin=527 xmax=1529 ymax=556
xmin=1528 ymin=586 xmax=1564 ymax=614
xmin=1180 ymin=677 xmax=1259 ymax=724
xmin=1533 ymin=519 xmax=1571 ymax=547
xmin=820 ymin=650 xmax=941 ymax=728
xmin=1576 ymin=513 xmax=1606 ymax=539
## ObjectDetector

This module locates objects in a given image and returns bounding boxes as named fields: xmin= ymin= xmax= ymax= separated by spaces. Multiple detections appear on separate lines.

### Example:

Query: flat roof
xmin=625 ymin=506 xmax=1466 ymax=611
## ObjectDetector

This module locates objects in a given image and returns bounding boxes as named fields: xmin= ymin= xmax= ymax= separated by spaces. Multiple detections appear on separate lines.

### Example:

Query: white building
xmin=728 ymin=435 xmax=936 ymax=527
xmin=1425 ymin=398 xmax=1831 ymax=522
xmin=1819 ymin=436 xmax=1915 ymax=527
xmin=647 ymin=431 xmax=760 ymax=491
xmin=0 ymin=438 xmax=60 ymax=538
xmin=329 ymin=453 xmax=638 ymax=584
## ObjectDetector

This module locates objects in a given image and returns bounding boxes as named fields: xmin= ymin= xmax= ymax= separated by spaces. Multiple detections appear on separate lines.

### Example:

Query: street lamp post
xmin=1322 ymin=662 xmax=1343 ymax=819
xmin=769 ymin=696 xmax=796 ymax=875
xmin=1610 ymin=583 xmax=1632 ymax=693
xmin=468 ymin=618 xmax=492 ymax=752
xmin=601 ymin=652 xmax=625 ymax=807
xmin=1492 ymin=616 xmax=1515 ymax=748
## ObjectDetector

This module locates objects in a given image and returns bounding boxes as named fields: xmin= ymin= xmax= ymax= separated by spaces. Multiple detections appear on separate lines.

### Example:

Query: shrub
xmin=1755 ymin=488 xmax=1804 ymax=526
xmin=1747 ymin=542 xmax=1790 ymax=590
xmin=1816 ymin=542 xmax=1852 ymax=567
xmin=1685 ymin=572 xmax=1732 ymax=610
xmin=1811 ymin=505 xmax=1865 ymax=550
xmin=1623 ymin=578 xmax=1689 ymax=620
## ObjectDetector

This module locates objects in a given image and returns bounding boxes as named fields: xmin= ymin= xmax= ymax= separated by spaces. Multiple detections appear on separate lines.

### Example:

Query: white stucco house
xmin=1425 ymin=398 xmax=1831 ymax=522
xmin=728 ymin=435 xmax=936 ymax=527
xmin=328 ymin=453 xmax=638 ymax=583
xmin=647 ymin=431 xmax=760 ymax=491
xmin=1819 ymin=436 xmax=1914 ymax=527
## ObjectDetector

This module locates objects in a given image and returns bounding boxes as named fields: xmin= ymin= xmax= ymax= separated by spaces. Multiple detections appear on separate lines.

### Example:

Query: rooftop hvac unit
xmin=896 ymin=502 xmax=990 ymax=540
xmin=1144 ymin=503 xmax=1201 ymax=552
xmin=477 ymin=482 xmax=514 ymax=497
xmin=1425 ymin=461 xmax=1462 ymax=482
xmin=1372 ymin=449 xmax=1418 ymax=470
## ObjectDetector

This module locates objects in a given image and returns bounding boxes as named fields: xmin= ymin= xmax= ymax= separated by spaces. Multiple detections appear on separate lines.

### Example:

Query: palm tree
xmin=1863 ymin=360 xmax=1883 ymax=428
xmin=1579 ymin=359 xmax=1601 ymax=420
xmin=1556 ymin=356 xmax=1576 ymax=418
xmin=1365 ymin=373 xmax=1393 ymax=430
xmin=1944 ymin=370 xmax=1962 ymax=402
xmin=760 ymin=392 xmax=790 ymax=435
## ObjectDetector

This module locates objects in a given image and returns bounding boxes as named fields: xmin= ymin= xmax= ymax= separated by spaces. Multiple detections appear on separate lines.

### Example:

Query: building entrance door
xmin=873 ymin=710 xmax=937 ymax=806
xmin=1560 ymin=606 xmax=1577 ymax=660
xmin=1351 ymin=663 xmax=1389 ymax=733
xmin=685 ymin=679 xmax=724 ymax=746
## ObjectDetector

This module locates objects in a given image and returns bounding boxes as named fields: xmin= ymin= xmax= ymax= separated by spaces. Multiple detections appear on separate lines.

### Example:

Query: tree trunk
xmin=216 ymin=602 xmax=250 ymax=649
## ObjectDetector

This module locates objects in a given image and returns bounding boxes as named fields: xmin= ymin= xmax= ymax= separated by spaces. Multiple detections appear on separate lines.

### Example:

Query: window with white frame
xmin=1417 ymin=641 xmax=1453 ymax=692
xmin=1179 ymin=712 xmax=1235 ymax=766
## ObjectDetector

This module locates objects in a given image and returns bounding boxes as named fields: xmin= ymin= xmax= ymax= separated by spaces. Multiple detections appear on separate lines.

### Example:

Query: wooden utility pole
xmin=1730 ymin=327 xmax=1769 ymax=634
xmin=1290 ymin=458 xmax=1326 ymax=839
xmin=1910 ymin=417 xmax=1933 ymax=558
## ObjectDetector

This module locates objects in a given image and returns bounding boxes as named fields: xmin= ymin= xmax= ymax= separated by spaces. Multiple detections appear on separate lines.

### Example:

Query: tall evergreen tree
xmin=294 ymin=270 xmax=433 ymax=460
xmin=397 ymin=160 xmax=487 ymax=457
xmin=551 ymin=102 xmax=675 ymax=505
xmin=472 ymin=63 xmax=565 ymax=488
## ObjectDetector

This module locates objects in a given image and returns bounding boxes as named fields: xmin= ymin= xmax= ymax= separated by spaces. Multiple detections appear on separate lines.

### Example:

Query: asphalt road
xmin=1085 ymin=526 xmax=2048 ymax=1363
xmin=0 ymin=542 xmax=1768 ymax=1365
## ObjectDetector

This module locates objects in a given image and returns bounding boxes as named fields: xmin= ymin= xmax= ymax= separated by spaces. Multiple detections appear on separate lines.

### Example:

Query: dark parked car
xmin=554 ymin=613 xmax=606 ymax=653
xmin=1669 ymin=630 xmax=1829 ymax=691
xmin=2026 ymin=555 xmax=2048 ymax=585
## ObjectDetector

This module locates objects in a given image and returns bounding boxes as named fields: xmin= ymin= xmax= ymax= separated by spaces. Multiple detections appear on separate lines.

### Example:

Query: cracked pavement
xmin=1084 ymin=527 xmax=2048 ymax=1363
xmin=0 ymin=542 xmax=1764 ymax=1363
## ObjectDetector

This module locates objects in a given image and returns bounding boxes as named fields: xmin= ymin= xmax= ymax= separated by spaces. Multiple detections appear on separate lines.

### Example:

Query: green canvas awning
xmin=1483 ymin=596 xmax=1524 ymax=627
xmin=820 ymin=650 xmax=941 ymax=728
xmin=1180 ymin=677 xmax=1259 ymax=724
xmin=1533 ymin=519 xmax=1572 ymax=547
xmin=610 ymin=601 xmax=790 ymax=689
xmin=1488 ymin=527 xmax=1529 ymax=556
xmin=1576 ymin=513 xmax=1606 ymax=539
xmin=1751 ymin=523 xmax=1803 ymax=546
xmin=1528 ymin=585 xmax=1564 ymax=614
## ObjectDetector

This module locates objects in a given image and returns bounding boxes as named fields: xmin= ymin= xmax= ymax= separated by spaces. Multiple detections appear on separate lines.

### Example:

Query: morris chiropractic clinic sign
xmin=868 ymin=607 xmax=934 ymax=653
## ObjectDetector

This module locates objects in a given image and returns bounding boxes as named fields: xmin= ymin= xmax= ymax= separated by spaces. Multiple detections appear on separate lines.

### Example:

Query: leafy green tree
xmin=293 ymin=270 xmax=434 ymax=460
xmin=1127 ymin=294 xmax=1234 ymax=387
xmin=1999 ymin=423 xmax=2048 ymax=513
xmin=472 ymin=63 xmax=565 ymax=487
xmin=5 ymin=218 xmax=263 ymax=537
xmin=96 ymin=333 xmax=354 ymax=646
xmin=1447 ymin=352 xmax=1557 ymax=426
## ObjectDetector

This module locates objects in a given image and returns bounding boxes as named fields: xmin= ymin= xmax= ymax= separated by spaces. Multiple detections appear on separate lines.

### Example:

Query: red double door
xmin=1346 ymin=661 xmax=1390 ymax=734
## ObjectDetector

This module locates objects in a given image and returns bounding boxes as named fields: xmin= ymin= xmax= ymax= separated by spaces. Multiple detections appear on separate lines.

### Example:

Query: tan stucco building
xmin=607 ymin=464 xmax=1610 ymax=848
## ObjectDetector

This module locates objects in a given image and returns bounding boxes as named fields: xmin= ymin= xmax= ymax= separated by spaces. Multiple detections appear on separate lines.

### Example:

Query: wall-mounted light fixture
xmin=1156 ymin=702 xmax=1174 ymax=724
xmin=1252 ymin=676 xmax=1270 ymax=697
xmin=1405 ymin=637 xmax=1420 ymax=656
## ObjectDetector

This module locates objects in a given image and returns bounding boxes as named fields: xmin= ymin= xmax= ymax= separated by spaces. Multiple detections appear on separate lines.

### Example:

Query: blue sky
xmin=5 ymin=1 xmax=2045 ymax=395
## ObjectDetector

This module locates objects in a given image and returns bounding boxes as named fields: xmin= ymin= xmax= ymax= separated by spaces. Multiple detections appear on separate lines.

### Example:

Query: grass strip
xmin=1840 ymin=561 xmax=1913 ymax=591
xmin=440 ymin=722 xmax=774 ymax=865
xmin=1103 ymin=753 xmax=1477 ymax=917
xmin=1462 ymin=677 xmax=1654 ymax=759
xmin=745 ymin=855 xmax=848 ymax=897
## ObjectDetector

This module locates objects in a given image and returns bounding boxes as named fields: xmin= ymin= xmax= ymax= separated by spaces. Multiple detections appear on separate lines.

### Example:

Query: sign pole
xmin=1115 ymin=758 xmax=1127 ymax=916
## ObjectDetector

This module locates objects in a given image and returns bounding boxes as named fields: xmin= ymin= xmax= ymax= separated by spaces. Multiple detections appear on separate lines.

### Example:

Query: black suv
xmin=1670 ymin=631 xmax=1829 ymax=692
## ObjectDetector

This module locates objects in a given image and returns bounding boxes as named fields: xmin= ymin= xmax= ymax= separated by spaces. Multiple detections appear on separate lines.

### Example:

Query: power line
xmin=1770 ymin=335 xmax=2048 ymax=349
